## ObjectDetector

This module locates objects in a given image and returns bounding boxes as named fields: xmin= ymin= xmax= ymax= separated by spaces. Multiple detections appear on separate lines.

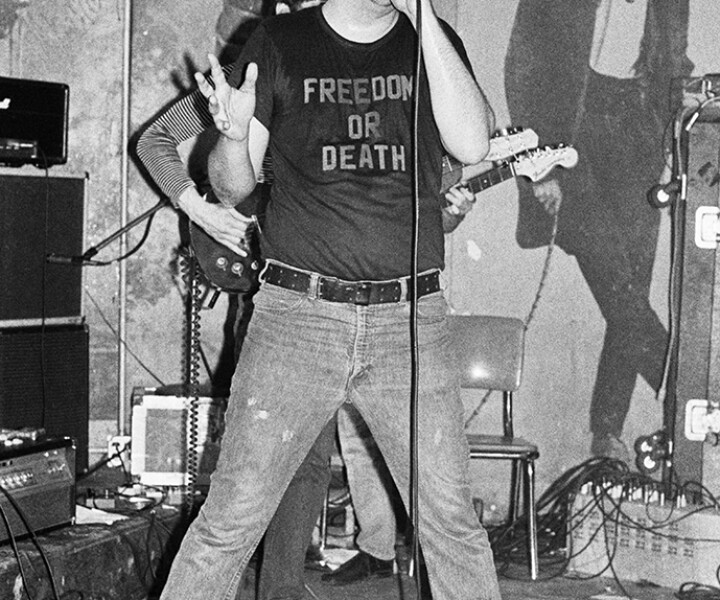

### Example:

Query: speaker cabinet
xmin=0 ymin=172 xmax=86 ymax=325
xmin=668 ymin=119 xmax=720 ymax=494
xmin=0 ymin=325 xmax=89 ymax=471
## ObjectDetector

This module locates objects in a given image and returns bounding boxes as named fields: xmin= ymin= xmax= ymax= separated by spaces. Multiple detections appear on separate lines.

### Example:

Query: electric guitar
xmin=190 ymin=129 xmax=569 ymax=295
xmin=441 ymin=143 xmax=578 ymax=196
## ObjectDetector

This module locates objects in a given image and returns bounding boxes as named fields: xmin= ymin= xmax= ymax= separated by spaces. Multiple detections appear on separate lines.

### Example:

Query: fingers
xmin=444 ymin=184 xmax=476 ymax=215
xmin=194 ymin=54 xmax=223 ymax=96
xmin=220 ymin=239 xmax=249 ymax=258
xmin=241 ymin=62 xmax=258 ymax=91
xmin=207 ymin=53 xmax=224 ymax=79
xmin=194 ymin=56 xmax=257 ymax=139
xmin=458 ymin=185 xmax=475 ymax=203
xmin=193 ymin=71 xmax=213 ymax=97
xmin=224 ymin=207 xmax=255 ymax=227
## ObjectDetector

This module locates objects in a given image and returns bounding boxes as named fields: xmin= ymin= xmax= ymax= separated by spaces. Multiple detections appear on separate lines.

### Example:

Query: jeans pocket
xmin=415 ymin=291 xmax=448 ymax=322
xmin=253 ymin=283 xmax=307 ymax=315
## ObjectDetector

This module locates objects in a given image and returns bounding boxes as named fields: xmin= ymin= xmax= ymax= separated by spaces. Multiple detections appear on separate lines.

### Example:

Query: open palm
xmin=194 ymin=54 xmax=257 ymax=141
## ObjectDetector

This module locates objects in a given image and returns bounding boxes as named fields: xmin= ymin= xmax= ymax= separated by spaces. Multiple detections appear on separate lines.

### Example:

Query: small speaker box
xmin=0 ymin=76 xmax=69 ymax=167
xmin=0 ymin=436 xmax=76 ymax=544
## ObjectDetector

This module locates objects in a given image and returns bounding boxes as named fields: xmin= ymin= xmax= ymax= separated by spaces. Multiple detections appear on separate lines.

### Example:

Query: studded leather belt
xmin=261 ymin=262 xmax=441 ymax=305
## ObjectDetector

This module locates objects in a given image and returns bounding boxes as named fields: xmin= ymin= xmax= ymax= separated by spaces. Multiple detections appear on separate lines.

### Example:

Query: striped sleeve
xmin=134 ymin=66 xmax=232 ymax=206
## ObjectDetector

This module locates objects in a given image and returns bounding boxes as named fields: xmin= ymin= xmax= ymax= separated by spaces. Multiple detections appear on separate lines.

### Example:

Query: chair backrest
xmin=448 ymin=315 xmax=526 ymax=392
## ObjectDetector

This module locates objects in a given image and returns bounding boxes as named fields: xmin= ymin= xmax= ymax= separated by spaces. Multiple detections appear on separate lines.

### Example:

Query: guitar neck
xmin=465 ymin=162 xmax=515 ymax=195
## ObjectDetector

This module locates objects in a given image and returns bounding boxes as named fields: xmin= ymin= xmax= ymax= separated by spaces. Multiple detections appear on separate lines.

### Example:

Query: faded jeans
xmin=159 ymin=279 xmax=501 ymax=600
xmin=255 ymin=417 xmax=335 ymax=600
xmin=338 ymin=403 xmax=398 ymax=561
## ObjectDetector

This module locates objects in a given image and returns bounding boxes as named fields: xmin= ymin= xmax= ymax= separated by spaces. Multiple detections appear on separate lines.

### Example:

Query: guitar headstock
xmin=486 ymin=127 xmax=540 ymax=162
xmin=512 ymin=145 xmax=579 ymax=182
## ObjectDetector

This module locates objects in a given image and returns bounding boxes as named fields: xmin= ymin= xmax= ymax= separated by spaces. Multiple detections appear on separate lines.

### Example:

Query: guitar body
xmin=190 ymin=187 xmax=267 ymax=295
xmin=190 ymin=221 xmax=262 ymax=294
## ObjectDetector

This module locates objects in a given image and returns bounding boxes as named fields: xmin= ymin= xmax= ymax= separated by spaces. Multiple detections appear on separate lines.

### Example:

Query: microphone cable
xmin=408 ymin=0 xmax=423 ymax=595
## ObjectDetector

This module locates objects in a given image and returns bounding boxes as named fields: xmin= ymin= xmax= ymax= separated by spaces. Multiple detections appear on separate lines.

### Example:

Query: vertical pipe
xmin=118 ymin=0 xmax=133 ymax=434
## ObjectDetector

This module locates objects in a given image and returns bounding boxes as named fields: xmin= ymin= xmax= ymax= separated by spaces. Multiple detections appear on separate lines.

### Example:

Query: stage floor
xmin=239 ymin=550 xmax=681 ymax=600
xmin=0 ymin=457 xmax=688 ymax=600
xmin=0 ymin=506 xmax=682 ymax=600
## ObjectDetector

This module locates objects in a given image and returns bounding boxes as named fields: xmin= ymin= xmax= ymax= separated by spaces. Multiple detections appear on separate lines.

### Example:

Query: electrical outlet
xmin=107 ymin=435 xmax=131 ymax=468
xmin=685 ymin=399 xmax=720 ymax=441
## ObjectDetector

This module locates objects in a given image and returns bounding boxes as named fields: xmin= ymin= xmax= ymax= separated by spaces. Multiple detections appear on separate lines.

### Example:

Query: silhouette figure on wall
xmin=504 ymin=0 xmax=694 ymax=461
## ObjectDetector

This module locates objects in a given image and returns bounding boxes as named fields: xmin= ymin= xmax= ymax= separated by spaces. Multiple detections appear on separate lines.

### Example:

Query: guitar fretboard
xmin=466 ymin=162 xmax=514 ymax=195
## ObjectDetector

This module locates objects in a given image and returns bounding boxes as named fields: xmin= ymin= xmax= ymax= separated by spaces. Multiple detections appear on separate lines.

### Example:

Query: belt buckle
xmin=354 ymin=281 xmax=372 ymax=305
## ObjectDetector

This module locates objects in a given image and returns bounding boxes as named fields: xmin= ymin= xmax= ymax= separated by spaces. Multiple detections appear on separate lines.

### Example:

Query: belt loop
xmin=399 ymin=277 xmax=408 ymax=301
xmin=308 ymin=273 xmax=320 ymax=299
xmin=258 ymin=261 xmax=271 ymax=283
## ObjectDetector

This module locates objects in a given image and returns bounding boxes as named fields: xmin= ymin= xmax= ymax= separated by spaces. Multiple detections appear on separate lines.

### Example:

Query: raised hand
xmin=194 ymin=54 xmax=258 ymax=142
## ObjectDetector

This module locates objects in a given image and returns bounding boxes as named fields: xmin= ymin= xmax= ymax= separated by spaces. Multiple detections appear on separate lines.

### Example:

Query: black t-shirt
xmin=229 ymin=6 xmax=466 ymax=280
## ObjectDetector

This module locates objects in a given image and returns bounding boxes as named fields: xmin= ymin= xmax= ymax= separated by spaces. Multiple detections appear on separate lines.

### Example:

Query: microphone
xmin=46 ymin=253 xmax=102 ymax=266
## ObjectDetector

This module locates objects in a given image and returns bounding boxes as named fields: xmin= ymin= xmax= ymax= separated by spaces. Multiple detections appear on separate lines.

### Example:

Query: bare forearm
xmin=208 ymin=135 xmax=257 ymax=207
xmin=415 ymin=2 xmax=495 ymax=163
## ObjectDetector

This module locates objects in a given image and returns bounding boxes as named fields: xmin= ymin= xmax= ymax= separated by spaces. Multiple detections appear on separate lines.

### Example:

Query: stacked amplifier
xmin=0 ymin=172 xmax=89 ymax=471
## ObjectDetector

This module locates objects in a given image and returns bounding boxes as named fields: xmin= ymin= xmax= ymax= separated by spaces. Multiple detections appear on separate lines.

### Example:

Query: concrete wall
xmin=1 ymin=0 xmax=718 ymax=509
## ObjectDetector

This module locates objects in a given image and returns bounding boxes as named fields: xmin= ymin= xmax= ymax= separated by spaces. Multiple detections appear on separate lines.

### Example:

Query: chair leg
xmin=509 ymin=460 xmax=522 ymax=524
xmin=319 ymin=488 xmax=329 ymax=552
xmin=525 ymin=459 xmax=539 ymax=580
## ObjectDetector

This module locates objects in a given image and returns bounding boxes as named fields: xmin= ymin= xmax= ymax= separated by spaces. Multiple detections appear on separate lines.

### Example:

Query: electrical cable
xmin=77 ymin=440 xmax=132 ymax=482
xmin=0 ymin=496 xmax=34 ymax=599
xmin=677 ymin=583 xmax=720 ymax=600
xmin=181 ymin=251 xmax=203 ymax=520
xmin=0 ymin=483 xmax=61 ymax=600
xmin=523 ymin=210 xmax=559 ymax=330
xmin=408 ymin=0 xmax=423 ymax=596
xmin=464 ymin=170 xmax=559 ymax=429
xmin=83 ymin=287 xmax=166 ymax=386
xmin=69 ymin=209 xmax=160 ymax=267
xmin=654 ymin=105 xmax=693 ymax=428
xmin=490 ymin=455 xmax=720 ymax=599
xmin=40 ymin=161 xmax=51 ymax=470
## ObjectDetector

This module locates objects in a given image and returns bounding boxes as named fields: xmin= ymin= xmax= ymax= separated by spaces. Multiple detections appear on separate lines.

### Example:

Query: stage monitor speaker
xmin=667 ymin=119 xmax=720 ymax=495
xmin=0 ymin=76 xmax=69 ymax=167
xmin=0 ymin=324 xmax=89 ymax=471
xmin=0 ymin=173 xmax=86 ymax=326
